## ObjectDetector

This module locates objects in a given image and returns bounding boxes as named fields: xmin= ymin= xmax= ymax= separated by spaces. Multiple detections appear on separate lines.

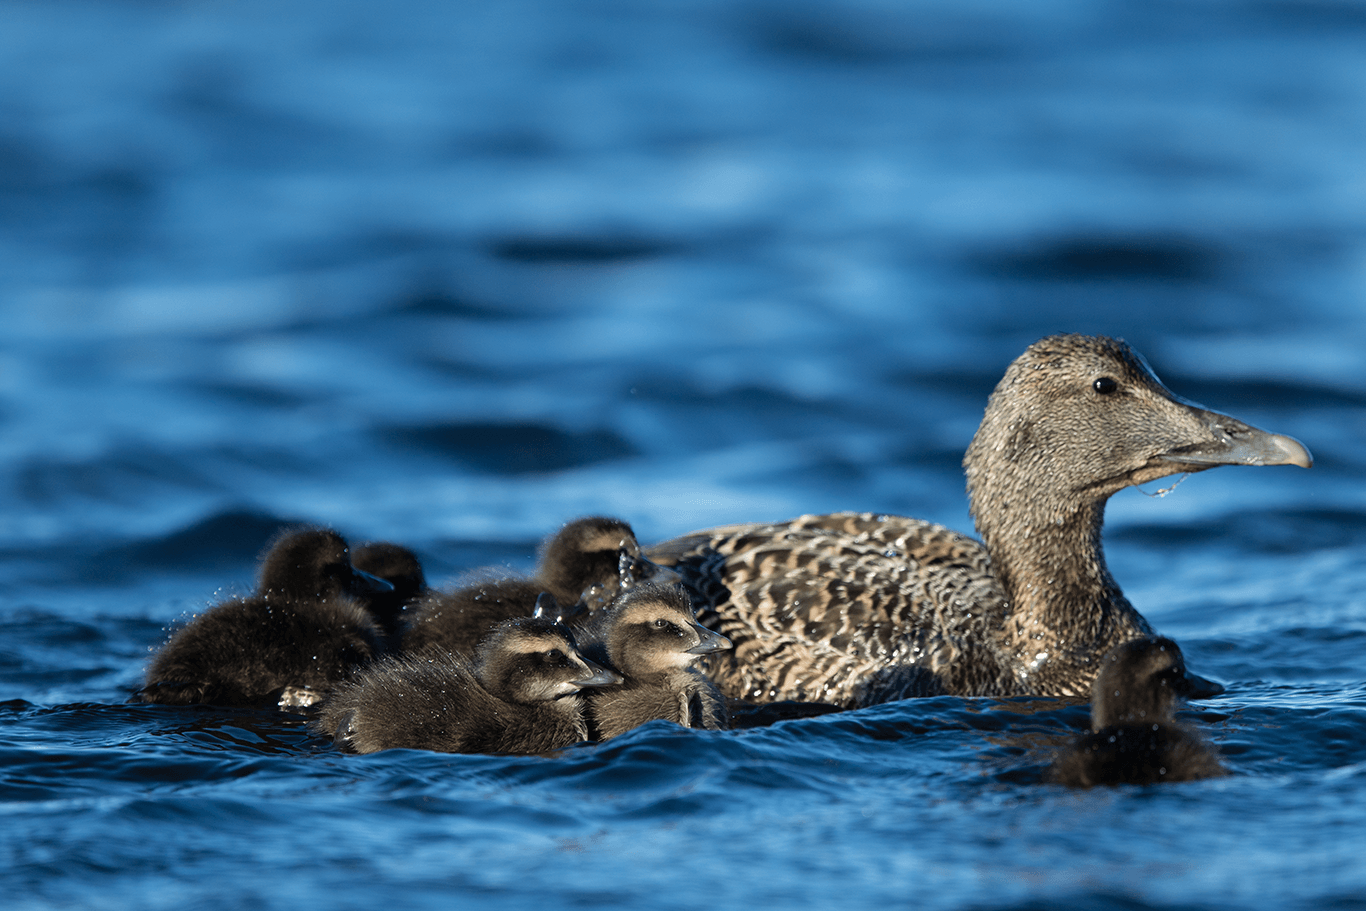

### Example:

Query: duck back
xmin=320 ymin=651 xmax=590 ymax=755
xmin=139 ymin=596 xmax=380 ymax=707
xmin=1048 ymin=724 xmax=1225 ymax=786
xmin=134 ymin=528 xmax=386 ymax=708
xmin=651 ymin=512 xmax=1016 ymax=706
xmin=401 ymin=578 xmax=543 ymax=654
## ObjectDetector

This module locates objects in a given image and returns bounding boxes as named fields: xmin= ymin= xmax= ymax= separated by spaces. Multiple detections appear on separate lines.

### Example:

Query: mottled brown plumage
xmin=650 ymin=335 xmax=1311 ymax=706
xmin=1048 ymin=636 xmax=1226 ymax=786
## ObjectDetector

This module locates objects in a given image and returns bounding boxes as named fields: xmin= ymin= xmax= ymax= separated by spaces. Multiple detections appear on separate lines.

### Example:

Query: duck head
xmin=966 ymin=335 xmax=1310 ymax=523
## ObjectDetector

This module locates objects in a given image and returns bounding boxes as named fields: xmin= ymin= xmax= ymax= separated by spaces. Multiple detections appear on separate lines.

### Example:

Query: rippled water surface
xmin=4 ymin=2 xmax=1366 ymax=909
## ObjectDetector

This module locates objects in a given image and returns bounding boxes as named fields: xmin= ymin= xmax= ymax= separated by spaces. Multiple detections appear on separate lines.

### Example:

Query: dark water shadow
xmin=376 ymin=420 xmax=638 ymax=474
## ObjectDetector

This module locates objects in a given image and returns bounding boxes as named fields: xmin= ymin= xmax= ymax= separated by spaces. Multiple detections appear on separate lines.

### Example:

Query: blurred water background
xmin=3 ymin=2 xmax=1365 ymax=909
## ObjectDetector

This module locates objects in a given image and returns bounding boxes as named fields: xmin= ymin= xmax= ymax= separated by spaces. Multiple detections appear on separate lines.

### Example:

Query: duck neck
xmin=976 ymin=496 xmax=1151 ymax=694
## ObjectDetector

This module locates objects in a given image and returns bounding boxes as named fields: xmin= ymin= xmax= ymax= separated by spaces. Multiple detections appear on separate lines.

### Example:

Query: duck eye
xmin=1092 ymin=376 xmax=1118 ymax=394
xmin=653 ymin=619 xmax=669 ymax=630
xmin=545 ymin=649 xmax=564 ymax=662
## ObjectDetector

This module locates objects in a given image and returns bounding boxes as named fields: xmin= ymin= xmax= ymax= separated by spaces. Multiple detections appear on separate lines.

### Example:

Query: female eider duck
xmin=578 ymin=583 xmax=731 ymax=740
xmin=134 ymin=528 xmax=393 ymax=709
xmin=648 ymin=334 xmax=1311 ymax=707
xmin=401 ymin=515 xmax=676 ymax=655
xmin=318 ymin=609 xmax=621 ymax=755
xmin=1048 ymin=636 xmax=1226 ymax=786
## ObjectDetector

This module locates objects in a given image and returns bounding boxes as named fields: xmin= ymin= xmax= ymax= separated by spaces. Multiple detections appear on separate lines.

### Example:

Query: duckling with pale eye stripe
xmin=133 ymin=528 xmax=392 ymax=709
xmin=1048 ymin=636 xmax=1226 ymax=787
xmin=579 ymin=583 xmax=731 ymax=739
xmin=402 ymin=516 xmax=677 ymax=656
xmin=318 ymin=606 xmax=621 ymax=755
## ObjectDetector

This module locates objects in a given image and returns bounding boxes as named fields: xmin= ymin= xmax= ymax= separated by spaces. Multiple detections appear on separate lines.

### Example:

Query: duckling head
xmin=539 ymin=516 xmax=681 ymax=611
xmin=474 ymin=615 xmax=621 ymax=705
xmin=602 ymin=582 xmax=732 ymax=679
xmin=1090 ymin=636 xmax=1222 ymax=730
xmin=351 ymin=542 xmax=426 ymax=602
xmin=258 ymin=528 xmax=394 ymax=604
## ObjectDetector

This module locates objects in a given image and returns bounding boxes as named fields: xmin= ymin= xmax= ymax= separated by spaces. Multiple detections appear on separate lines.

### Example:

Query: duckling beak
xmin=1158 ymin=407 xmax=1312 ymax=470
xmin=1175 ymin=668 xmax=1225 ymax=699
xmin=571 ymin=658 xmax=623 ymax=689
xmin=641 ymin=561 xmax=682 ymax=585
xmin=622 ymin=552 xmax=682 ymax=586
xmin=686 ymin=625 xmax=732 ymax=655
xmin=349 ymin=568 xmax=395 ymax=595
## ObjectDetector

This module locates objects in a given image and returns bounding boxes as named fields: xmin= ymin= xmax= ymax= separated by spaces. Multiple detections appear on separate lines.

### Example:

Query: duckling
xmin=318 ymin=608 xmax=621 ymax=755
xmin=578 ymin=583 xmax=731 ymax=740
xmin=133 ymin=528 xmax=393 ymax=709
xmin=402 ymin=516 xmax=677 ymax=655
xmin=351 ymin=542 xmax=428 ymax=642
xmin=649 ymin=334 xmax=1311 ymax=706
xmin=1048 ymin=636 xmax=1226 ymax=786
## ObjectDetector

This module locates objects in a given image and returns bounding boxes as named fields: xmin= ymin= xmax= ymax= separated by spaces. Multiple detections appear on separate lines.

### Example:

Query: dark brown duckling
xmin=650 ymin=334 xmax=1311 ymax=707
xmin=317 ymin=609 xmax=621 ymax=755
xmin=351 ymin=542 xmax=428 ymax=642
xmin=1048 ymin=636 xmax=1226 ymax=786
xmin=579 ymin=583 xmax=731 ymax=740
xmin=402 ymin=516 xmax=677 ymax=655
xmin=133 ymin=528 xmax=393 ymax=709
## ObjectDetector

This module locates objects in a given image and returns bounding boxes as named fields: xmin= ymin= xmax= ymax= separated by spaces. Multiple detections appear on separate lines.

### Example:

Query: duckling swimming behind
xmin=1048 ymin=636 xmax=1226 ymax=787
xmin=318 ymin=610 xmax=621 ymax=755
xmin=133 ymin=528 xmax=393 ymax=709
xmin=578 ymin=583 xmax=731 ymax=740
xmin=401 ymin=515 xmax=676 ymax=655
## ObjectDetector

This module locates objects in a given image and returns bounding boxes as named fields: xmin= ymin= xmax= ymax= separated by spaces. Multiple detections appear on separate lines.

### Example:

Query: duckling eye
xmin=545 ymin=649 xmax=565 ymax=662
xmin=1092 ymin=376 xmax=1118 ymax=394
xmin=653 ymin=619 xmax=668 ymax=629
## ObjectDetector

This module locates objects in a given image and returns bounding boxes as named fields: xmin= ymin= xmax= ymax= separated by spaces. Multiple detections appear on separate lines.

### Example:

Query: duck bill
xmin=638 ymin=560 xmax=682 ymax=585
xmin=1175 ymin=668 xmax=1225 ymax=700
xmin=686 ymin=625 xmax=732 ymax=655
xmin=349 ymin=568 xmax=395 ymax=595
xmin=571 ymin=658 xmax=623 ymax=688
xmin=1157 ymin=406 xmax=1312 ymax=471
xmin=619 ymin=548 xmax=681 ymax=586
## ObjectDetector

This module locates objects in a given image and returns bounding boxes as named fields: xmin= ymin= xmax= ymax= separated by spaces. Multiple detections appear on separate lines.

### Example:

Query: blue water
xmin=3 ymin=1 xmax=1366 ymax=908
